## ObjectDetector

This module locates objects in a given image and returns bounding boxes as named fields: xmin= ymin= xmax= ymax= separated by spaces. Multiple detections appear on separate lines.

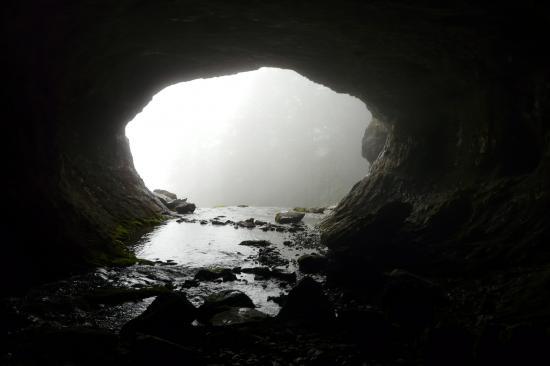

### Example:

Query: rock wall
xmin=4 ymin=1 xmax=549 ymax=292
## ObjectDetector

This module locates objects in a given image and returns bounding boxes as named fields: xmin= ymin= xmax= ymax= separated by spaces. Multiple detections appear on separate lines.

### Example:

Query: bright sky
xmin=125 ymin=67 xmax=371 ymax=207
xmin=126 ymin=68 xmax=260 ymax=188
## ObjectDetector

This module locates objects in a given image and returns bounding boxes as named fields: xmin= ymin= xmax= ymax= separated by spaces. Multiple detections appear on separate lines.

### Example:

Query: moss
xmin=293 ymin=207 xmax=308 ymax=213
xmin=109 ymin=214 xmax=166 ymax=246
xmin=89 ymin=213 xmax=168 ymax=268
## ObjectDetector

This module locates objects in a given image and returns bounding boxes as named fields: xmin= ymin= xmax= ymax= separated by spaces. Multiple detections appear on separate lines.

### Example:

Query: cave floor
xmin=3 ymin=206 xmax=550 ymax=365
xmin=4 ymin=207 xmax=369 ymax=365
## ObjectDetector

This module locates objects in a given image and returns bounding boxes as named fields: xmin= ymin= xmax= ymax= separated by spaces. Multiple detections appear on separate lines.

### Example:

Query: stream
xmin=5 ymin=207 xmax=329 ymax=332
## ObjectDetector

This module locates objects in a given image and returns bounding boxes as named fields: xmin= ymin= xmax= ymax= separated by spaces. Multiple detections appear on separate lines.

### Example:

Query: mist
xmin=126 ymin=67 xmax=371 ymax=208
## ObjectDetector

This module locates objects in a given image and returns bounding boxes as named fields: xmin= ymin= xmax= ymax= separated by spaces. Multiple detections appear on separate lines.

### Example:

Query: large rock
xmin=199 ymin=289 xmax=255 ymax=321
xmin=297 ymin=254 xmax=328 ymax=274
xmin=277 ymin=277 xmax=335 ymax=323
xmin=361 ymin=118 xmax=388 ymax=164
xmin=194 ymin=268 xmax=236 ymax=282
xmin=120 ymin=292 xmax=198 ymax=342
xmin=275 ymin=211 xmax=305 ymax=224
xmin=239 ymin=240 xmax=272 ymax=247
xmin=174 ymin=201 xmax=196 ymax=214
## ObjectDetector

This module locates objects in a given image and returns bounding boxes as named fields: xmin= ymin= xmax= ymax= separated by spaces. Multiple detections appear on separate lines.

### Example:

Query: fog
xmin=126 ymin=67 xmax=371 ymax=207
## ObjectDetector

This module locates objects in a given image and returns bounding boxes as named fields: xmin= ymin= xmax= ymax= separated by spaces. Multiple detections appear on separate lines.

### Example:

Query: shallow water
xmin=135 ymin=206 xmax=323 ymax=270
xmin=132 ymin=206 xmax=327 ymax=314
xmin=5 ymin=207 xmax=329 ymax=331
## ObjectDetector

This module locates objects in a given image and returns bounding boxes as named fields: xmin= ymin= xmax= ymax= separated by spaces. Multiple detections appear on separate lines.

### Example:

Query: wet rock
xmin=194 ymin=268 xmax=237 ymax=282
xmin=254 ymin=219 xmax=267 ymax=225
xmin=241 ymin=267 xmax=296 ymax=282
xmin=199 ymin=290 xmax=255 ymax=321
xmin=277 ymin=277 xmax=335 ymax=323
xmin=239 ymin=240 xmax=272 ymax=247
xmin=297 ymin=254 xmax=328 ymax=274
xmin=174 ymin=201 xmax=196 ymax=214
xmin=199 ymin=220 xmax=208 ymax=225
xmin=275 ymin=211 xmax=305 ymax=224
xmin=257 ymin=247 xmax=289 ymax=267
xmin=210 ymin=307 xmax=269 ymax=326
xmin=165 ymin=198 xmax=187 ymax=210
xmin=120 ymin=292 xmax=198 ymax=342
xmin=236 ymin=218 xmax=256 ymax=228
xmin=211 ymin=219 xmax=227 ymax=225
xmin=237 ymin=204 xmax=248 ymax=208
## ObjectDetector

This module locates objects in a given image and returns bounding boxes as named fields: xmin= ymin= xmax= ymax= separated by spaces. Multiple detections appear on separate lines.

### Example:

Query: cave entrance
xmin=125 ymin=67 xmax=371 ymax=208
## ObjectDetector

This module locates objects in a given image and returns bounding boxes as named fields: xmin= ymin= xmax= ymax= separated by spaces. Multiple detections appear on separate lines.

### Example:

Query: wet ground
xmin=3 ymin=207 xmax=328 ymax=332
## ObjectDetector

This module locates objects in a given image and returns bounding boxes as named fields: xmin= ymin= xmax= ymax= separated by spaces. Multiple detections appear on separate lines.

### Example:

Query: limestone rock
xmin=174 ymin=202 xmax=196 ymax=214
xmin=275 ymin=211 xmax=305 ymax=224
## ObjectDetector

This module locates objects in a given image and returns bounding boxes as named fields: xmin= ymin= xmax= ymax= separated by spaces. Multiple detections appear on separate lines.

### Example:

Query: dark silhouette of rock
xmin=194 ymin=268 xmax=237 ymax=282
xmin=239 ymin=240 xmax=272 ymax=247
xmin=241 ymin=267 xmax=296 ymax=282
xmin=120 ymin=292 xmax=198 ymax=342
xmin=174 ymin=201 xmax=196 ymax=214
xmin=275 ymin=211 xmax=305 ymax=224
xmin=277 ymin=277 xmax=335 ymax=323
xmin=297 ymin=254 xmax=328 ymax=273
xmin=361 ymin=118 xmax=388 ymax=164
xmin=199 ymin=289 xmax=255 ymax=322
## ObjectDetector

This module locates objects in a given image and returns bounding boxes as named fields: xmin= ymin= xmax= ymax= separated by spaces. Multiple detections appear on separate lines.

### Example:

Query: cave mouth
xmin=125 ymin=67 xmax=372 ymax=208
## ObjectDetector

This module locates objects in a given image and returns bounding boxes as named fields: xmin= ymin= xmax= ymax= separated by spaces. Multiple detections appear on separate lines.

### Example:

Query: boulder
xmin=199 ymin=289 xmax=255 ymax=321
xmin=236 ymin=218 xmax=256 ymax=228
xmin=297 ymin=254 xmax=328 ymax=274
xmin=174 ymin=202 xmax=196 ymax=214
xmin=166 ymin=198 xmax=187 ymax=210
xmin=257 ymin=247 xmax=289 ymax=267
xmin=277 ymin=277 xmax=335 ymax=323
xmin=239 ymin=240 xmax=272 ymax=247
xmin=194 ymin=268 xmax=236 ymax=282
xmin=275 ymin=211 xmax=305 ymax=224
xmin=120 ymin=292 xmax=198 ymax=342
xmin=241 ymin=267 xmax=296 ymax=282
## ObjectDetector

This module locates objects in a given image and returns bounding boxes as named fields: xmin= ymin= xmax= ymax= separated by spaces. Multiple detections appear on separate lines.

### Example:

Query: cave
xmin=4 ymin=1 xmax=550 ymax=365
